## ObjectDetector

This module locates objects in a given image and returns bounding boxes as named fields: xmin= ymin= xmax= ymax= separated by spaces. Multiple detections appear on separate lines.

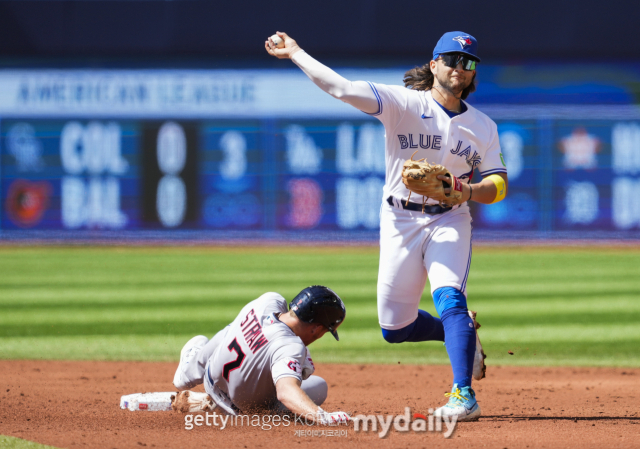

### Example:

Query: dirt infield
xmin=1 ymin=361 xmax=638 ymax=449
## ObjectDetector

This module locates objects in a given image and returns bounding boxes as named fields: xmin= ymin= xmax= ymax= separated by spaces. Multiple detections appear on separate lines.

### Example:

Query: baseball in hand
xmin=270 ymin=34 xmax=284 ymax=48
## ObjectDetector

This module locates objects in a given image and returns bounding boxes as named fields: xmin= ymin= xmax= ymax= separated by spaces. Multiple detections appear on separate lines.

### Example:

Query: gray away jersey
xmin=207 ymin=292 xmax=315 ymax=412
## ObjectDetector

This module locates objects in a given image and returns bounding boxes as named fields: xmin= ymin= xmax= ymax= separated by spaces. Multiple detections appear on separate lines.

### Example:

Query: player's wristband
xmin=290 ymin=48 xmax=306 ymax=61
xmin=487 ymin=174 xmax=506 ymax=203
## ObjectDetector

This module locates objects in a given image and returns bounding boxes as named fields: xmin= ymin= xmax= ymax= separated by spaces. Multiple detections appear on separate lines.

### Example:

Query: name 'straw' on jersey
xmin=209 ymin=293 xmax=315 ymax=412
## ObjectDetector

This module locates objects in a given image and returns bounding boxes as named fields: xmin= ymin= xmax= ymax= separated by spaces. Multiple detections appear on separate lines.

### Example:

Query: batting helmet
xmin=289 ymin=286 xmax=346 ymax=341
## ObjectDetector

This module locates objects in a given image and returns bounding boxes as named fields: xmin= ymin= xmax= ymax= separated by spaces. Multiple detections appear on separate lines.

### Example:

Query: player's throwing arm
xmin=265 ymin=32 xmax=380 ymax=114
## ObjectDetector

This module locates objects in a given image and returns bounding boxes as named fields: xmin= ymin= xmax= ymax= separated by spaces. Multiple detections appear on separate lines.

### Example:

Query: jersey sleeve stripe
xmin=365 ymin=81 xmax=383 ymax=116
xmin=273 ymin=373 xmax=302 ymax=383
xmin=459 ymin=168 xmax=474 ymax=179
xmin=480 ymin=168 xmax=507 ymax=176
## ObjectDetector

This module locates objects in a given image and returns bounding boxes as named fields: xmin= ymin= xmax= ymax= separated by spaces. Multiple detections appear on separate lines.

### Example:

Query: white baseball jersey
xmin=367 ymin=84 xmax=506 ymax=203
xmin=205 ymin=292 xmax=315 ymax=413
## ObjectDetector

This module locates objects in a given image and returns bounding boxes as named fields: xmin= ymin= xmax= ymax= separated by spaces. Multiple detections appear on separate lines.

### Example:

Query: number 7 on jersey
xmin=222 ymin=338 xmax=246 ymax=381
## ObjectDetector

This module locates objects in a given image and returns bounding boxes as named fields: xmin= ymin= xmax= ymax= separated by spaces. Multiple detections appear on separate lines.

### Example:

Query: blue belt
xmin=387 ymin=196 xmax=452 ymax=214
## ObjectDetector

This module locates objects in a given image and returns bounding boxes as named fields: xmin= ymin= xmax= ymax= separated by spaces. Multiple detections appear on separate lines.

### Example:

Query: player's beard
xmin=435 ymin=71 xmax=471 ymax=97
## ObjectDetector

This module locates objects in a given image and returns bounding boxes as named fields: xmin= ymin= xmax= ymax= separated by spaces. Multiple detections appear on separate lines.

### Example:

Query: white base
xmin=120 ymin=392 xmax=176 ymax=411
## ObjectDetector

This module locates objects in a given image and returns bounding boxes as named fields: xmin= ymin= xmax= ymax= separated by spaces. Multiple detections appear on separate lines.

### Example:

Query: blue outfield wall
xmin=1 ymin=66 xmax=640 ymax=240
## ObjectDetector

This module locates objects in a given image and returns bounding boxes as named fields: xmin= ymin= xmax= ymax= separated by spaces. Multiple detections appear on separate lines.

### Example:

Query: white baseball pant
xmin=377 ymin=201 xmax=473 ymax=330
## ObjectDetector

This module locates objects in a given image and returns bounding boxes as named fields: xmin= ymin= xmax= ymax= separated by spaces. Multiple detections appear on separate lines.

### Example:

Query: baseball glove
xmin=401 ymin=151 xmax=464 ymax=209
xmin=171 ymin=391 xmax=215 ymax=413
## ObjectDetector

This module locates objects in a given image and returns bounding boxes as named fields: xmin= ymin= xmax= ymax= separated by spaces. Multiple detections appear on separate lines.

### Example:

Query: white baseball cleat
xmin=468 ymin=310 xmax=487 ymax=381
xmin=173 ymin=335 xmax=209 ymax=391
xmin=434 ymin=384 xmax=481 ymax=422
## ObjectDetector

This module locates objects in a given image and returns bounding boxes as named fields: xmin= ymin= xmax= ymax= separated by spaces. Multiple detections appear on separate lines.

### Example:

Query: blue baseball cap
xmin=433 ymin=31 xmax=480 ymax=62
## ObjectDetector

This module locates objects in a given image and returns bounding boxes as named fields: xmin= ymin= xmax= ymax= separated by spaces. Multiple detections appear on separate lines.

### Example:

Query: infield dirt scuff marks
xmin=1 ymin=361 xmax=639 ymax=449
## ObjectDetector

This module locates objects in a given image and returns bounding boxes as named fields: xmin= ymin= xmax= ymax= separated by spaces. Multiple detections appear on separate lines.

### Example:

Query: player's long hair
xmin=403 ymin=64 xmax=476 ymax=100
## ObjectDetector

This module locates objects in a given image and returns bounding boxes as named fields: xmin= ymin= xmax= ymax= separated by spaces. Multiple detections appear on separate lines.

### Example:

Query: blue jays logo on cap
xmin=433 ymin=31 xmax=481 ymax=62
xmin=452 ymin=35 xmax=473 ymax=49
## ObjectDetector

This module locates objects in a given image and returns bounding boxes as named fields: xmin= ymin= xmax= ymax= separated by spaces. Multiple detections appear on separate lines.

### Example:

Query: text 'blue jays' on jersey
xmin=366 ymin=83 xmax=507 ymax=205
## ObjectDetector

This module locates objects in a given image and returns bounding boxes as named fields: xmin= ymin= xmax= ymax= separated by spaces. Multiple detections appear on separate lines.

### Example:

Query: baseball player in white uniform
xmin=266 ymin=31 xmax=508 ymax=421
xmin=172 ymin=286 xmax=350 ymax=424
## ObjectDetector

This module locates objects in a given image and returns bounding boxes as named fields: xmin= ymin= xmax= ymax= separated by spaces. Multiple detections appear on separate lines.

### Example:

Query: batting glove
xmin=317 ymin=407 xmax=350 ymax=425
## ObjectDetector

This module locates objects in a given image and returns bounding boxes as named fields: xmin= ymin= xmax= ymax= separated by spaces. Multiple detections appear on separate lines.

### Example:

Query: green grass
xmin=0 ymin=436 xmax=60 ymax=449
xmin=1 ymin=246 xmax=639 ymax=367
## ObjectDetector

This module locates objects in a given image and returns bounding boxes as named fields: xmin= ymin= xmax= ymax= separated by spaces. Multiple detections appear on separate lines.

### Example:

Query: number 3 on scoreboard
xmin=222 ymin=338 xmax=246 ymax=381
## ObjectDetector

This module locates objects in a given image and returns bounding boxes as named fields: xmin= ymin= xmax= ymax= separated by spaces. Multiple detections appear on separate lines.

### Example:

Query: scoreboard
xmin=0 ymin=119 xmax=387 ymax=231
xmin=473 ymin=119 xmax=640 ymax=231
xmin=4 ymin=117 xmax=640 ymax=232
xmin=2 ymin=69 xmax=640 ymax=234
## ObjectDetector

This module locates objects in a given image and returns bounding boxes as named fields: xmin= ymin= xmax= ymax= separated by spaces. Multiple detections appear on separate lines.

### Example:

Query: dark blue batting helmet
xmin=289 ymin=285 xmax=346 ymax=341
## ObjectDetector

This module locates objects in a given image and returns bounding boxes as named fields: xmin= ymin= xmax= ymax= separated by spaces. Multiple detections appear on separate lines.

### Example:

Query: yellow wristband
xmin=487 ymin=174 xmax=506 ymax=203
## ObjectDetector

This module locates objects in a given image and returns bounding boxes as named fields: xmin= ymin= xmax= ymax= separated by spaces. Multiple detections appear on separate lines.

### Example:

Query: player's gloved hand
xmin=401 ymin=150 xmax=465 ymax=208
xmin=264 ymin=31 xmax=303 ymax=59
xmin=436 ymin=173 xmax=470 ymax=202
xmin=317 ymin=407 xmax=351 ymax=425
